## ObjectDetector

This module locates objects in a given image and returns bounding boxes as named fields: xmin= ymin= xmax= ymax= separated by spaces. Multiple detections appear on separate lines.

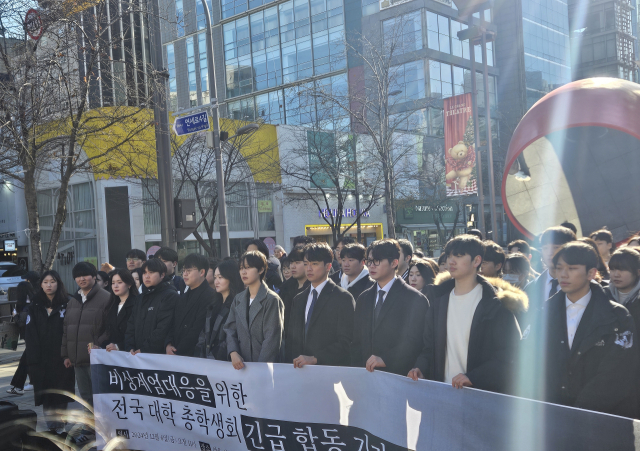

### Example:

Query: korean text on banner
xmin=91 ymin=350 xmax=639 ymax=451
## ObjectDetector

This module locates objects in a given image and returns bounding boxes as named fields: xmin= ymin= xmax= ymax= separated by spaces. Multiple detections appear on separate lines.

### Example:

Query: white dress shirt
xmin=306 ymin=278 xmax=329 ymax=322
xmin=376 ymin=277 xmax=397 ymax=307
xmin=566 ymin=290 xmax=592 ymax=349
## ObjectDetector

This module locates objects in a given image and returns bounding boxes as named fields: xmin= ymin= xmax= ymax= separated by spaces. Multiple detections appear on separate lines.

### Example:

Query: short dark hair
xmin=208 ymin=258 xmax=220 ymax=273
xmin=443 ymin=235 xmax=486 ymax=264
xmin=553 ymin=242 xmax=598 ymax=271
xmin=414 ymin=250 xmax=425 ymax=258
xmin=467 ymin=229 xmax=484 ymax=240
xmin=155 ymin=247 xmax=178 ymax=263
xmin=244 ymin=239 xmax=270 ymax=259
xmin=304 ymin=242 xmax=333 ymax=264
xmin=590 ymin=228 xmax=615 ymax=249
xmin=183 ymin=253 xmax=209 ymax=273
xmin=609 ymin=248 xmax=640 ymax=275
xmin=97 ymin=271 xmax=109 ymax=283
xmin=336 ymin=236 xmax=355 ymax=247
xmin=293 ymin=235 xmax=315 ymax=247
xmin=289 ymin=245 xmax=306 ymax=262
xmin=281 ymin=257 xmax=291 ymax=268
xmin=540 ymin=226 xmax=576 ymax=246
xmin=397 ymin=239 xmax=414 ymax=259
xmin=437 ymin=253 xmax=448 ymax=266
xmin=72 ymin=262 xmax=97 ymax=279
xmin=23 ymin=271 xmax=40 ymax=287
xmin=483 ymin=241 xmax=506 ymax=269
xmin=508 ymin=239 xmax=531 ymax=255
xmin=409 ymin=258 xmax=437 ymax=286
xmin=504 ymin=253 xmax=531 ymax=275
xmin=369 ymin=239 xmax=401 ymax=263
xmin=126 ymin=249 xmax=147 ymax=261
xmin=560 ymin=222 xmax=578 ymax=234
xmin=241 ymin=250 xmax=268 ymax=281
xmin=142 ymin=258 xmax=167 ymax=275
xmin=341 ymin=243 xmax=366 ymax=261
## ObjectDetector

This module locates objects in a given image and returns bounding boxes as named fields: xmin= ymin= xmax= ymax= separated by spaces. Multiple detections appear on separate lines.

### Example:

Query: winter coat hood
xmin=430 ymin=272 xmax=528 ymax=314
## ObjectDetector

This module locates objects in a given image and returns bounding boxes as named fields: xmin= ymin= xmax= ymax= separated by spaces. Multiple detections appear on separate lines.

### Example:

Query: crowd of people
xmin=6 ymin=227 xmax=640 ymax=441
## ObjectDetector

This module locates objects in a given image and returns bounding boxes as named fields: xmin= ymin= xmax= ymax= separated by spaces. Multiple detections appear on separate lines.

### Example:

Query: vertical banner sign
xmin=444 ymin=93 xmax=477 ymax=197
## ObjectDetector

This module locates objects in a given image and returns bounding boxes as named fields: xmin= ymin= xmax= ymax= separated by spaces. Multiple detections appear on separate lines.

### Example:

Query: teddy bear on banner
xmin=445 ymin=117 xmax=476 ymax=193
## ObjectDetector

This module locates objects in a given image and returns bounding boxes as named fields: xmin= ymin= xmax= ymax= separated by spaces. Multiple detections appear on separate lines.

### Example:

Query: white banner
xmin=91 ymin=350 xmax=640 ymax=451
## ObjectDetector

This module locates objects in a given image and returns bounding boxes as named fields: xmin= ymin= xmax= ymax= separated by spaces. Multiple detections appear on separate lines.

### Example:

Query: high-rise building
xmin=568 ymin=0 xmax=637 ymax=82
xmin=494 ymin=0 xmax=573 ymax=121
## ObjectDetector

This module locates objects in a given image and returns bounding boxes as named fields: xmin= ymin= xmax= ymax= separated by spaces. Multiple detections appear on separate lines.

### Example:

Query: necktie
xmin=305 ymin=289 xmax=318 ymax=334
xmin=374 ymin=290 xmax=385 ymax=322
xmin=548 ymin=279 xmax=559 ymax=300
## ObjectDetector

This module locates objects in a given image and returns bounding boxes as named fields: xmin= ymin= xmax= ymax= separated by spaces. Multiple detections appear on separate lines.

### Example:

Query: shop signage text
xmin=319 ymin=208 xmax=371 ymax=219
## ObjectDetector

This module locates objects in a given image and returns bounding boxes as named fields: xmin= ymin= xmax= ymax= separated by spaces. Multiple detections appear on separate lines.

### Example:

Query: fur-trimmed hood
xmin=429 ymin=272 xmax=529 ymax=314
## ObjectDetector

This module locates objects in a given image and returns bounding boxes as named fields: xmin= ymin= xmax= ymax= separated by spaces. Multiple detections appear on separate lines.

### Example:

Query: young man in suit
xmin=524 ymin=226 xmax=576 ymax=326
xmin=351 ymin=239 xmax=429 ymax=376
xmin=397 ymin=239 xmax=413 ymax=282
xmin=330 ymin=237 xmax=355 ymax=284
xmin=520 ymin=242 xmax=637 ymax=418
xmin=339 ymin=243 xmax=374 ymax=301
xmin=165 ymin=254 xmax=214 ymax=357
xmin=286 ymin=242 xmax=355 ymax=367
xmin=279 ymin=245 xmax=311 ymax=333
xmin=156 ymin=247 xmax=187 ymax=294
xmin=408 ymin=235 xmax=522 ymax=394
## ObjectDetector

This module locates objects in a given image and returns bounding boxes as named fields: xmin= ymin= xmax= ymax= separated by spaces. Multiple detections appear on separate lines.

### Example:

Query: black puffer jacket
xmin=61 ymin=283 xmax=112 ymax=366
xmin=124 ymin=282 xmax=178 ymax=354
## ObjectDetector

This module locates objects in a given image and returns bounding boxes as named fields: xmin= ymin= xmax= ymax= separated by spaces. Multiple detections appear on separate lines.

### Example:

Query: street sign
xmin=24 ymin=9 xmax=43 ymax=41
xmin=173 ymin=111 xmax=210 ymax=136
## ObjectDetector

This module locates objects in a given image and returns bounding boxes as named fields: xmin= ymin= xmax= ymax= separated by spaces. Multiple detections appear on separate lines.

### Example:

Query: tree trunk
xmin=43 ymin=176 xmax=71 ymax=270
xmin=23 ymin=169 xmax=43 ymax=273
xmin=382 ymin=158 xmax=395 ymax=239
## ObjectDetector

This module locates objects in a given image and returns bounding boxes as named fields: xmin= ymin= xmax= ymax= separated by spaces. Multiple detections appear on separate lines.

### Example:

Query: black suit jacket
xmin=520 ymin=283 xmax=637 ymax=418
xmin=172 ymin=275 xmax=187 ymax=294
xmin=414 ymin=276 xmax=521 ymax=394
xmin=165 ymin=282 xmax=214 ymax=356
xmin=285 ymin=279 xmax=355 ymax=366
xmin=347 ymin=276 xmax=375 ymax=303
xmin=329 ymin=271 xmax=342 ymax=284
xmin=100 ymin=295 xmax=137 ymax=350
xmin=351 ymin=277 xmax=429 ymax=376
xmin=280 ymin=277 xmax=311 ymax=333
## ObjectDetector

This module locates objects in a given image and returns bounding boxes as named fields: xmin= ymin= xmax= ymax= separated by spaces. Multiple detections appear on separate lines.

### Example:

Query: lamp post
xmin=199 ymin=0 xmax=230 ymax=257
xmin=149 ymin=0 xmax=176 ymax=249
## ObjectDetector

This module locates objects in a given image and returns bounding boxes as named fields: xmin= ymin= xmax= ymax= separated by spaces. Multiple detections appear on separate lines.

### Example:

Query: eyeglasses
xmin=126 ymin=258 xmax=142 ymax=263
xmin=366 ymin=259 xmax=382 ymax=267
xmin=182 ymin=268 xmax=198 ymax=275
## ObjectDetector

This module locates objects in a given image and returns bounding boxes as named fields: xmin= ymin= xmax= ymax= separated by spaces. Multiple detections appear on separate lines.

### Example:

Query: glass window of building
xmin=176 ymin=0 xmax=184 ymax=37
xmin=256 ymin=184 xmax=276 ymax=231
xmin=390 ymin=60 xmax=425 ymax=103
xmin=426 ymin=11 xmax=450 ymax=54
xmin=383 ymin=11 xmax=423 ymax=55
xmin=222 ymin=0 xmax=248 ymax=19
xmin=198 ymin=33 xmax=209 ymax=104
xmin=186 ymin=37 xmax=197 ymax=106
xmin=428 ymin=60 xmax=452 ymax=99
xmin=224 ymin=18 xmax=252 ymax=98
xmin=167 ymin=44 xmax=177 ymax=111
xmin=450 ymin=20 xmax=469 ymax=59
xmin=227 ymin=183 xmax=252 ymax=231
xmin=428 ymin=108 xmax=444 ymax=136
xmin=228 ymin=97 xmax=256 ymax=120
xmin=256 ymin=90 xmax=284 ymax=124
xmin=196 ymin=0 xmax=212 ymax=30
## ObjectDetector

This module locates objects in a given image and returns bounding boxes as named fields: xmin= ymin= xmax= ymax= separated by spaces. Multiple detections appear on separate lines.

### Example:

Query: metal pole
xmin=201 ymin=0 xmax=230 ymax=258
xmin=149 ymin=0 xmax=176 ymax=249
xmin=469 ymin=39 xmax=486 ymax=235
xmin=352 ymin=137 xmax=362 ymax=242
xmin=481 ymin=31 xmax=499 ymax=243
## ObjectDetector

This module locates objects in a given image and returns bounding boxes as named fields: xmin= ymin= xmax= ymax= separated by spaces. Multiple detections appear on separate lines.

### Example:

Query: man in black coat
xmin=329 ymin=237 xmax=355 ymax=284
xmin=520 ymin=242 xmax=638 ymax=418
xmin=279 ymin=245 xmax=311 ymax=332
xmin=286 ymin=243 xmax=355 ymax=367
xmin=125 ymin=259 xmax=179 ymax=354
xmin=524 ymin=226 xmax=576 ymax=329
xmin=166 ymin=254 xmax=214 ymax=357
xmin=339 ymin=243 xmax=374 ymax=302
xmin=409 ymin=236 xmax=522 ymax=394
xmin=156 ymin=247 xmax=187 ymax=294
xmin=351 ymin=239 xmax=429 ymax=376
